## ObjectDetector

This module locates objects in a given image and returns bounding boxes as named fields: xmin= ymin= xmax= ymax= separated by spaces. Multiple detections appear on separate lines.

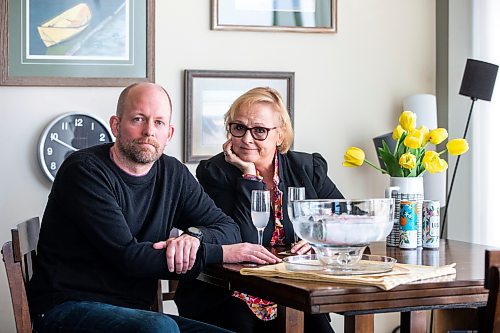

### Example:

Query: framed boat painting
xmin=0 ymin=0 xmax=154 ymax=86
xmin=211 ymin=0 xmax=337 ymax=33
xmin=184 ymin=70 xmax=294 ymax=163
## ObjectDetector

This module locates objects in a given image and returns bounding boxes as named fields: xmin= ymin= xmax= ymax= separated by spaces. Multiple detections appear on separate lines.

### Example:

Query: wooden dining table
xmin=198 ymin=239 xmax=491 ymax=333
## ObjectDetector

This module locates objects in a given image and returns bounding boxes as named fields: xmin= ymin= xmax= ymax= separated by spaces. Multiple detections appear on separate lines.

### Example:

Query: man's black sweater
xmin=28 ymin=144 xmax=240 ymax=315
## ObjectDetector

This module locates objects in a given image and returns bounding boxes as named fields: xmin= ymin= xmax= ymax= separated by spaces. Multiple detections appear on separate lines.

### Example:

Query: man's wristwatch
xmin=184 ymin=227 xmax=203 ymax=242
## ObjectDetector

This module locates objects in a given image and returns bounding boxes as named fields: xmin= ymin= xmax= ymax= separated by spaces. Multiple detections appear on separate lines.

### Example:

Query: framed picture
xmin=0 ymin=0 xmax=154 ymax=86
xmin=184 ymin=70 xmax=294 ymax=163
xmin=211 ymin=0 xmax=336 ymax=33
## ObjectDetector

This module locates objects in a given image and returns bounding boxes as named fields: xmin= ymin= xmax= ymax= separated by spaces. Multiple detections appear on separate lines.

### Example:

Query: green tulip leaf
xmin=378 ymin=146 xmax=403 ymax=177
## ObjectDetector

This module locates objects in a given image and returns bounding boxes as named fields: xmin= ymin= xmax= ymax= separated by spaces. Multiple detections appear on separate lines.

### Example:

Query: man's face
xmin=111 ymin=84 xmax=174 ymax=165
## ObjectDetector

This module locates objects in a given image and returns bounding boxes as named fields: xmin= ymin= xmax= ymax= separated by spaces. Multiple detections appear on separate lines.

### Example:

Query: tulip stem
xmin=437 ymin=149 xmax=447 ymax=156
xmin=393 ymin=137 xmax=401 ymax=157
xmin=364 ymin=159 xmax=389 ymax=174
xmin=417 ymin=169 xmax=427 ymax=177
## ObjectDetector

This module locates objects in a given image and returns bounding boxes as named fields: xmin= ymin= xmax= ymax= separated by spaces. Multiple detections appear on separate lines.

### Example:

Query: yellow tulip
xmin=447 ymin=139 xmax=469 ymax=156
xmin=428 ymin=128 xmax=448 ymax=145
xmin=399 ymin=152 xmax=416 ymax=170
xmin=418 ymin=125 xmax=430 ymax=145
xmin=422 ymin=151 xmax=448 ymax=174
xmin=427 ymin=157 xmax=448 ymax=174
xmin=343 ymin=147 xmax=365 ymax=167
xmin=422 ymin=150 xmax=439 ymax=163
xmin=404 ymin=129 xmax=424 ymax=149
xmin=399 ymin=111 xmax=417 ymax=132
xmin=392 ymin=125 xmax=405 ymax=140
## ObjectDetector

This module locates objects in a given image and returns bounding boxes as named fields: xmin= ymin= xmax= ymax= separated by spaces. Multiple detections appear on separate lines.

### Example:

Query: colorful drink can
xmin=399 ymin=201 xmax=418 ymax=249
xmin=422 ymin=200 xmax=440 ymax=249
xmin=386 ymin=196 xmax=401 ymax=247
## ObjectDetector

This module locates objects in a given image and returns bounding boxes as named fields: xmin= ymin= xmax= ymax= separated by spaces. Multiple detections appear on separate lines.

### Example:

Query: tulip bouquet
xmin=343 ymin=111 xmax=469 ymax=177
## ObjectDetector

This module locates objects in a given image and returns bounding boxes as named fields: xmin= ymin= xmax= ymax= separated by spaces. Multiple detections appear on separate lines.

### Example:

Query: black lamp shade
xmin=373 ymin=133 xmax=396 ymax=169
xmin=459 ymin=59 xmax=498 ymax=101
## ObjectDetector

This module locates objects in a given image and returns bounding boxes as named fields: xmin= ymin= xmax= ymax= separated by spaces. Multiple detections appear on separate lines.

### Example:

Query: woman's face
xmin=230 ymin=102 xmax=282 ymax=167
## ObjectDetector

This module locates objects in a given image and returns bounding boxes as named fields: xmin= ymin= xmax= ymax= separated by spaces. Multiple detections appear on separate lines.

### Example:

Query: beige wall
xmin=0 ymin=1 xmax=435 ymax=331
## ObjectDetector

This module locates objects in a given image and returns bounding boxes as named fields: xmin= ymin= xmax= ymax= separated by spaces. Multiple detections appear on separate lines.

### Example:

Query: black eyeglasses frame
xmin=228 ymin=122 xmax=277 ymax=141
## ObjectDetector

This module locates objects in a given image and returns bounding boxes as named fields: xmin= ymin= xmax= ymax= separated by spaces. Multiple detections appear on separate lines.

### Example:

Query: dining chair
xmin=1 ymin=217 xmax=40 ymax=333
xmin=2 ymin=216 xmax=179 ymax=327
xmin=153 ymin=280 xmax=179 ymax=313
xmin=479 ymin=250 xmax=500 ymax=333
xmin=153 ymin=227 xmax=180 ymax=313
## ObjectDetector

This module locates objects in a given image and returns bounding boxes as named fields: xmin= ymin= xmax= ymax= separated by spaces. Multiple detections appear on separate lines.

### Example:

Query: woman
xmin=175 ymin=87 xmax=343 ymax=332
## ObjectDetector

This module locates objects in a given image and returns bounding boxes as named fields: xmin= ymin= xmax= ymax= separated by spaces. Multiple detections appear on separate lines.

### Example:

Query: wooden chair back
xmin=1 ymin=217 xmax=40 ymax=333
xmin=152 ymin=228 xmax=179 ymax=313
xmin=153 ymin=280 xmax=179 ymax=313
xmin=480 ymin=250 xmax=500 ymax=333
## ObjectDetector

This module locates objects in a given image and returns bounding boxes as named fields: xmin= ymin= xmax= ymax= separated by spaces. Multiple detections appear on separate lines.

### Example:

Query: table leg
xmin=277 ymin=305 xmax=304 ymax=333
xmin=344 ymin=314 xmax=374 ymax=333
xmin=400 ymin=310 xmax=426 ymax=333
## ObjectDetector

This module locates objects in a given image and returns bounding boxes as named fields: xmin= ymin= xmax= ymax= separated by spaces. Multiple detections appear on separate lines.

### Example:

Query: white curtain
xmin=471 ymin=0 xmax=500 ymax=246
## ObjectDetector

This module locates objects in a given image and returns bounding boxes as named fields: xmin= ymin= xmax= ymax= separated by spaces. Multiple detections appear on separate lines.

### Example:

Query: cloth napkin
xmin=240 ymin=261 xmax=456 ymax=290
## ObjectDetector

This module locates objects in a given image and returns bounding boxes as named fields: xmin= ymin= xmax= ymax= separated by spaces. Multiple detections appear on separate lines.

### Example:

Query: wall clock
xmin=38 ymin=113 xmax=114 ymax=182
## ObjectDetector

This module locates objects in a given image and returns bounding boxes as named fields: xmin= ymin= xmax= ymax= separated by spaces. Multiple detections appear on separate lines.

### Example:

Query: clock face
xmin=38 ymin=113 xmax=114 ymax=182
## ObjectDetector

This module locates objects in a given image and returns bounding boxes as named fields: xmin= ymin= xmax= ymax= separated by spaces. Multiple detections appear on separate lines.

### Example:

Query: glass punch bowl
xmin=289 ymin=198 xmax=395 ymax=272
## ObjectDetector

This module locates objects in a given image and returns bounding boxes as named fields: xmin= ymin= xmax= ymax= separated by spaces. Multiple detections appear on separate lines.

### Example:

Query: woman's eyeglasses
xmin=228 ymin=123 xmax=277 ymax=141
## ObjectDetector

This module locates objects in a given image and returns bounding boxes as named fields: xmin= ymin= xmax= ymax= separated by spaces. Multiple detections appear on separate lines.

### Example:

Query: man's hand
xmin=152 ymin=234 xmax=200 ymax=274
xmin=222 ymin=243 xmax=281 ymax=264
xmin=290 ymin=239 xmax=312 ymax=255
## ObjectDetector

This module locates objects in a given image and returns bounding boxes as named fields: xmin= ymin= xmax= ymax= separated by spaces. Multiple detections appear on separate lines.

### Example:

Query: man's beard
xmin=116 ymin=137 xmax=163 ymax=164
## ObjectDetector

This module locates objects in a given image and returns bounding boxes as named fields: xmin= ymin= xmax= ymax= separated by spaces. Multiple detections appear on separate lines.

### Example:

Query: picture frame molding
xmin=0 ymin=0 xmax=155 ymax=87
xmin=184 ymin=69 xmax=295 ymax=163
xmin=211 ymin=0 xmax=337 ymax=33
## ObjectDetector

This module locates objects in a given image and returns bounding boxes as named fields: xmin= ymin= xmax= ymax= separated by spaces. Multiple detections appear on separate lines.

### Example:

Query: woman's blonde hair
xmin=224 ymin=87 xmax=294 ymax=153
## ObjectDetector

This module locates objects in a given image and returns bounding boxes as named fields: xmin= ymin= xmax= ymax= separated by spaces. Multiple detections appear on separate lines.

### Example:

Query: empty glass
xmin=287 ymin=187 xmax=305 ymax=244
xmin=251 ymin=190 xmax=271 ymax=246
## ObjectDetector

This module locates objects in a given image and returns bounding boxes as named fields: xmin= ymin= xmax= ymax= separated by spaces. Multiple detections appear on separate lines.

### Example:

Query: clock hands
xmin=51 ymin=137 xmax=78 ymax=152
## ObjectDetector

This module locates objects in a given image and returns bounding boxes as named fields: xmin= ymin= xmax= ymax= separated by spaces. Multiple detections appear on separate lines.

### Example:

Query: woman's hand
xmin=222 ymin=243 xmax=281 ymax=264
xmin=290 ymin=240 xmax=312 ymax=255
xmin=223 ymin=140 xmax=257 ymax=175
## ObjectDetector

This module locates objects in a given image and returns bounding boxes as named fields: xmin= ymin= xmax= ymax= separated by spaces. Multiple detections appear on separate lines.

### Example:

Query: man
xmin=28 ymin=83 xmax=279 ymax=333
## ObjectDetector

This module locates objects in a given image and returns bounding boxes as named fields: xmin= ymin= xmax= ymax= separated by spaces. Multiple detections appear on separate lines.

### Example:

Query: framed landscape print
xmin=0 ymin=0 xmax=154 ymax=86
xmin=184 ymin=70 xmax=295 ymax=163
xmin=211 ymin=0 xmax=336 ymax=33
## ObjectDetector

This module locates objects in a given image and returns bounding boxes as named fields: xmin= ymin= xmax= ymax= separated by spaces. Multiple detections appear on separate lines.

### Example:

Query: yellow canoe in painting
xmin=37 ymin=3 xmax=92 ymax=48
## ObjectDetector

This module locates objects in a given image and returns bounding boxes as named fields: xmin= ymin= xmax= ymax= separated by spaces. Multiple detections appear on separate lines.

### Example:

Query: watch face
xmin=186 ymin=227 xmax=203 ymax=240
xmin=38 ymin=113 xmax=114 ymax=181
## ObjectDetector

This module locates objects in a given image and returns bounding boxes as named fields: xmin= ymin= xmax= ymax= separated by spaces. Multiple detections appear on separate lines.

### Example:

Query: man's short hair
xmin=116 ymin=83 xmax=173 ymax=119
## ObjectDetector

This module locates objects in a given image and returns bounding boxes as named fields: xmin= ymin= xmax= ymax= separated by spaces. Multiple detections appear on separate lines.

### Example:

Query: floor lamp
xmin=440 ymin=59 xmax=499 ymax=238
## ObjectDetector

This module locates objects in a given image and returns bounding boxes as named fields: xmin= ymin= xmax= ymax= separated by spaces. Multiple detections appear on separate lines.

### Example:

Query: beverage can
xmin=386 ymin=196 xmax=400 ymax=247
xmin=422 ymin=200 xmax=440 ymax=249
xmin=399 ymin=201 xmax=418 ymax=249
xmin=386 ymin=221 xmax=399 ymax=247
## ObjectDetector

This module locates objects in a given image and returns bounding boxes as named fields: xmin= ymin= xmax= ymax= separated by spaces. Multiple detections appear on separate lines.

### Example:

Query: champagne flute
xmin=287 ymin=187 xmax=305 ymax=244
xmin=251 ymin=190 xmax=270 ymax=246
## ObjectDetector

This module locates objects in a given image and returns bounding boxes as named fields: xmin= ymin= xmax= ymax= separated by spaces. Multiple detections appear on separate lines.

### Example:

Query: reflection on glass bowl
xmin=290 ymin=199 xmax=395 ymax=270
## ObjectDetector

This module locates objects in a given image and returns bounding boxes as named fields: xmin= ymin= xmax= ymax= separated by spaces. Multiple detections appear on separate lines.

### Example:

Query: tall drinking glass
xmin=288 ymin=187 xmax=306 ymax=244
xmin=251 ymin=190 xmax=271 ymax=246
